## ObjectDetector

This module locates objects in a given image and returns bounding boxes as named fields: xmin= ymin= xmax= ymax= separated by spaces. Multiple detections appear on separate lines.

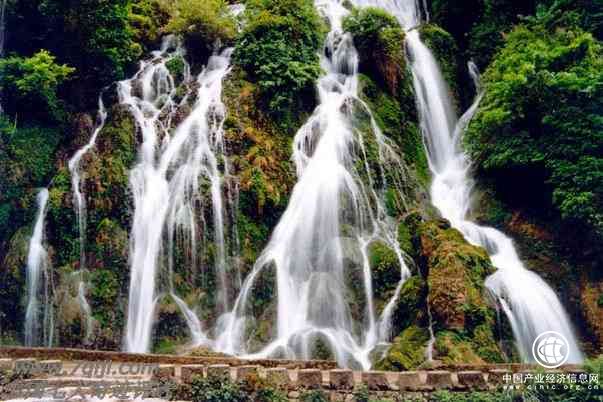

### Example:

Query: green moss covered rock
xmin=418 ymin=219 xmax=505 ymax=363
xmin=369 ymin=241 xmax=402 ymax=301
xmin=389 ymin=275 xmax=428 ymax=335
xmin=375 ymin=325 xmax=430 ymax=370
xmin=419 ymin=220 xmax=494 ymax=330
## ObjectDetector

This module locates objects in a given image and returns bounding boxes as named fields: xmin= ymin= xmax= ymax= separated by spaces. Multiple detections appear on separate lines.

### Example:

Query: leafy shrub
xmin=129 ymin=0 xmax=171 ymax=48
xmin=189 ymin=375 xmax=247 ymax=402
xmin=353 ymin=385 xmax=393 ymax=402
xmin=0 ymin=116 xmax=61 ymax=237
xmin=0 ymin=50 xmax=74 ymax=121
xmin=431 ymin=389 xmax=513 ymax=401
xmin=300 ymin=390 xmax=329 ymax=402
xmin=342 ymin=7 xmax=400 ymax=54
xmin=234 ymin=0 xmax=325 ymax=125
xmin=166 ymin=0 xmax=236 ymax=61
xmin=89 ymin=269 xmax=120 ymax=326
xmin=466 ymin=16 xmax=603 ymax=240
xmin=38 ymin=0 xmax=142 ymax=85
xmin=343 ymin=8 xmax=412 ymax=107
xmin=188 ymin=374 xmax=287 ymax=402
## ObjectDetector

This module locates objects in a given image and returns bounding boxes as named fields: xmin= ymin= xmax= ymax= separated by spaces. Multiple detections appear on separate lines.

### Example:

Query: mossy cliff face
xmin=376 ymin=217 xmax=507 ymax=369
xmin=419 ymin=220 xmax=493 ymax=330
xmin=45 ymin=104 xmax=136 ymax=348
xmin=418 ymin=219 xmax=506 ymax=364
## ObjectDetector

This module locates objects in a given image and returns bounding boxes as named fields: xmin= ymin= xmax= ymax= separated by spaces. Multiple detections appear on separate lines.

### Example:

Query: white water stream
xmin=67 ymin=97 xmax=107 ymax=340
xmin=358 ymin=0 xmax=582 ymax=363
xmin=215 ymin=0 xmax=411 ymax=370
xmin=121 ymin=36 xmax=235 ymax=353
xmin=24 ymin=189 xmax=53 ymax=347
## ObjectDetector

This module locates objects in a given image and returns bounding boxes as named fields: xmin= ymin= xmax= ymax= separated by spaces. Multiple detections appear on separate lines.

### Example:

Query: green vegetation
xmin=353 ymin=386 xmax=393 ymax=402
xmin=0 ymin=0 xmax=601 ymax=361
xmin=465 ymin=13 xmax=603 ymax=241
xmin=342 ymin=7 xmax=400 ymax=54
xmin=188 ymin=375 xmax=287 ymax=402
xmin=0 ymin=118 xmax=61 ymax=241
xmin=300 ymin=390 xmax=329 ymax=402
xmin=129 ymin=0 xmax=171 ymax=48
xmin=166 ymin=0 xmax=236 ymax=62
xmin=368 ymin=241 xmax=402 ymax=300
xmin=36 ymin=0 xmax=142 ymax=89
xmin=419 ymin=24 xmax=460 ymax=103
xmin=344 ymin=7 xmax=411 ymax=103
xmin=234 ymin=0 xmax=325 ymax=126
xmin=418 ymin=220 xmax=505 ymax=364
xmin=0 ymin=50 xmax=74 ymax=121
xmin=525 ymin=355 xmax=603 ymax=402
xmin=375 ymin=325 xmax=430 ymax=370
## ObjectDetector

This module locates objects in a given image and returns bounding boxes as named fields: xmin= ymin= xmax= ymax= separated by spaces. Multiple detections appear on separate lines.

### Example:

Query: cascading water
xmin=67 ymin=97 xmax=107 ymax=339
xmin=215 ymin=0 xmax=411 ymax=370
xmin=360 ymin=0 xmax=582 ymax=363
xmin=24 ymin=189 xmax=54 ymax=347
xmin=68 ymin=97 xmax=108 ymax=272
xmin=122 ymin=36 xmax=237 ymax=353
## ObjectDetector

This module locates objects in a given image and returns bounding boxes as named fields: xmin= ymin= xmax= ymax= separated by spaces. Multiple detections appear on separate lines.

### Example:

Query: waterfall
xmin=68 ymin=97 xmax=108 ymax=273
xmin=215 ymin=0 xmax=411 ymax=370
xmin=67 ymin=97 xmax=107 ymax=339
xmin=361 ymin=0 xmax=582 ymax=363
xmin=77 ymin=281 xmax=94 ymax=343
xmin=121 ymin=36 xmax=236 ymax=353
xmin=24 ymin=189 xmax=54 ymax=347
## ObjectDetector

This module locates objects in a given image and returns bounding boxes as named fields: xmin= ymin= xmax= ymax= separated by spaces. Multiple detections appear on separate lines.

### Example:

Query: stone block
xmin=426 ymin=371 xmax=453 ymax=389
xmin=329 ymin=369 xmax=354 ymax=390
xmin=236 ymin=365 xmax=259 ymax=382
xmin=13 ymin=358 xmax=36 ymax=374
xmin=152 ymin=365 xmax=175 ymax=380
xmin=488 ymin=369 xmax=511 ymax=385
xmin=207 ymin=364 xmax=230 ymax=381
xmin=398 ymin=371 xmax=422 ymax=391
xmin=298 ymin=369 xmax=322 ymax=389
xmin=0 ymin=358 xmax=13 ymax=370
xmin=180 ymin=365 xmax=204 ymax=383
xmin=362 ymin=371 xmax=391 ymax=390
xmin=38 ymin=360 xmax=62 ymax=375
xmin=266 ymin=367 xmax=290 ymax=388
xmin=457 ymin=371 xmax=487 ymax=390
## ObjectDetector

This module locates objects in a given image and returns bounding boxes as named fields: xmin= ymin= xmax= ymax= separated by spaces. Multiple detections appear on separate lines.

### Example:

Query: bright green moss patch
xmin=375 ymin=325 xmax=429 ymax=370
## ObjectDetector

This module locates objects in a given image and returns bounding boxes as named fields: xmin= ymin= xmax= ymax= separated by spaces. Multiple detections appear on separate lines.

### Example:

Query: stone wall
xmin=162 ymin=363 xmax=587 ymax=400
xmin=0 ymin=352 xmax=590 ymax=401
